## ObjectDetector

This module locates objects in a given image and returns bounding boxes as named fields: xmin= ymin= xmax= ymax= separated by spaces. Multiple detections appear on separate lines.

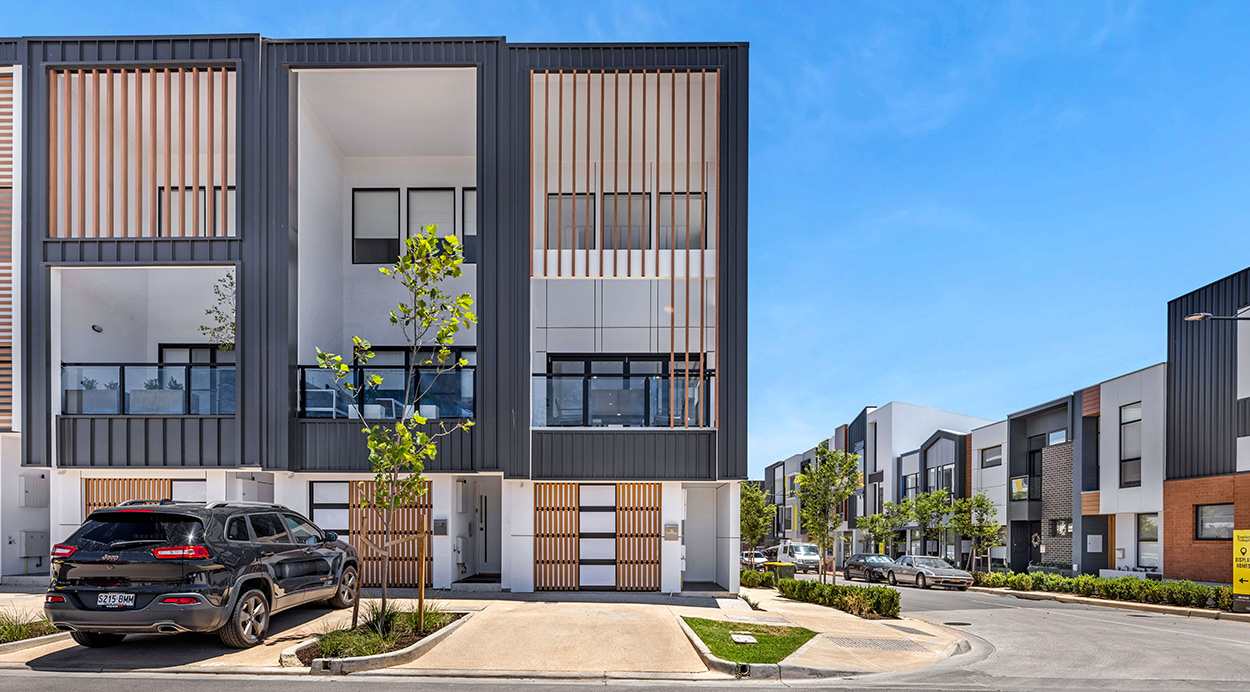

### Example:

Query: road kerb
xmin=968 ymin=586 xmax=1243 ymax=621
xmin=0 ymin=632 xmax=69 ymax=655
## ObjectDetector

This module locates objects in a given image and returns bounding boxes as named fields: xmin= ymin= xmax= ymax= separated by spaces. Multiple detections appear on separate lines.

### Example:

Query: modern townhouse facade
xmin=1163 ymin=267 xmax=1249 ymax=584
xmin=0 ymin=34 xmax=749 ymax=594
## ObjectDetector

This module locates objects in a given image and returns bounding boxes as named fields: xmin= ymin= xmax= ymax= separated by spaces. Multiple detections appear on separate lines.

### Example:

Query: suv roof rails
xmin=116 ymin=498 xmax=180 ymax=507
xmin=204 ymin=501 xmax=283 ymax=510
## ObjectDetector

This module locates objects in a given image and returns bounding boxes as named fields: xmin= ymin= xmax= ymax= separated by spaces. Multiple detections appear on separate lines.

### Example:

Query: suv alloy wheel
xmin=218 ymin=588 xmax=270 ymax=648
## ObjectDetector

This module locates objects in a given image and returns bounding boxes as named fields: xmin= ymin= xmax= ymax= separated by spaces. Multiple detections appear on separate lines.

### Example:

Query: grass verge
xmin=302 ymin=602 xmax=458 ymax=664
xmin=682 ymin=616 xmax=815 ymax=664
xmin=0 ymin=612 xmax=57 ymax=644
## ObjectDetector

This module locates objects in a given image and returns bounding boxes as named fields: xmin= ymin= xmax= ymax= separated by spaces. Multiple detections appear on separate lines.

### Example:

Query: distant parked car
xmin=45 ymin=500 xmax=358 ymax=649
xmin=740 ymin=550 xmax=766 ymax=568
xmin=885 ymin=555 xmax=973 ymax=590
xmin=843 ymin=553 xmax=895 ymax=582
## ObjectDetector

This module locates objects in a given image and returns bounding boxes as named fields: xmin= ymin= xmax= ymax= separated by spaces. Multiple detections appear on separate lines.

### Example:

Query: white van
xmin=768 ymin=541 xmax=820 ymax=573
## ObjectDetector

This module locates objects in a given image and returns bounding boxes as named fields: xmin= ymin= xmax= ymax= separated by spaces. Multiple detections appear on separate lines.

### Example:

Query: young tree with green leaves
xmin=856 ymin=499 xmax=910 ymax=556
xmin=795 ymin=442 xmax=862 ymax=584
xmin=910 ymin=488 xmax=951 ymax=557
xmin=199 ymin=270 xmax=236 ymax=351
xmin=950 ymin=491 xmax=1003 ymax=572
xmin=740 ymin=482 xmax=776 ymax=556
xmin=316 ymin=225 xmax=476 ymax=629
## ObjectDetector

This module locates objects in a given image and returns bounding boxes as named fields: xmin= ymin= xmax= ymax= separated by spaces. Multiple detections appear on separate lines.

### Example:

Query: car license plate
xmin=97 ymin=593 xmax=135 ymax=609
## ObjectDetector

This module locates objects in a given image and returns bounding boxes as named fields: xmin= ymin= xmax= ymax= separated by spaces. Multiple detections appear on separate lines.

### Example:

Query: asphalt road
xmin=0 ymin=581 xmax=1246 ymax=691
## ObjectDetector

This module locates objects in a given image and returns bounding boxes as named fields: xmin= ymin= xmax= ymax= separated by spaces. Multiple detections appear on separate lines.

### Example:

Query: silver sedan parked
xmin=885 ymin=555 xmax=973 ymax=590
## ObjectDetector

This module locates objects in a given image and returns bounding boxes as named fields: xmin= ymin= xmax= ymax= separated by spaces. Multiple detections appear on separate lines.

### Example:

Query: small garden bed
xmin=777 ymin=578 xmax=901 ymax=619
xmin=0 ymin=613 xmax=57 ymax=644
xmin=298 ymin=605 xmax=460 ymax=666
xmin=681 ymin=616 xmax=815 ymax=664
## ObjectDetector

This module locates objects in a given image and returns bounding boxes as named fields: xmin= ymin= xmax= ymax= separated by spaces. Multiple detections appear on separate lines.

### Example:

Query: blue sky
xmin=11 ymin=2 xmax=1250 ymax=478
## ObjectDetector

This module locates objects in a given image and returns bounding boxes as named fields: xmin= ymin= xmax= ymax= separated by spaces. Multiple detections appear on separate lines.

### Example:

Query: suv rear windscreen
xmin=70 ymin=513 xmax=205 ymax=552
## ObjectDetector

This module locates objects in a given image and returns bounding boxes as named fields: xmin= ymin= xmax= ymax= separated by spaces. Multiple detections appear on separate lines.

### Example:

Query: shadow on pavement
xmin=22 ymin=603 xmax=337 ymax=671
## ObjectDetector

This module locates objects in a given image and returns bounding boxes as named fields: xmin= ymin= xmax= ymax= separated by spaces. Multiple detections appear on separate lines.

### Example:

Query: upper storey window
xmin=47 ymin=67 xmax=237 ymax=238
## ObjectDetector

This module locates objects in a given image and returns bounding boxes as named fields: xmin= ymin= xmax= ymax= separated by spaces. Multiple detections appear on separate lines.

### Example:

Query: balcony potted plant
xmin=64 ymin=376 xmax=121 ymax=415
xmin=129 ymin=376 xmax=185 ymax=414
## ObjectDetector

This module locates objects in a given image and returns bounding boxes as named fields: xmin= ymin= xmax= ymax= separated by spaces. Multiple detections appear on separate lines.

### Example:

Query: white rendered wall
xmin=661 ymin=481 xmax=683 ymax=593
xmin=716 ymin=481 xmax=739 ymax=592
xmin=1 ymin=434 xmax=48 ymax=576
xmin=1098 ymin=364 xmax=1166 ymax=516
xmin=501 ymin=479 xmax=535 ymax=593
xmin=971 ymin=420 xmax=1009 ymax=526
xmin=296 ymin=99 xmax=346 ymax=362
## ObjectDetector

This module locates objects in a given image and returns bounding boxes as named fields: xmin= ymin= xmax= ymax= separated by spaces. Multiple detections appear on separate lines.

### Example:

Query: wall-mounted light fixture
xmin=91 ymin=325 xmax=104 ymax=333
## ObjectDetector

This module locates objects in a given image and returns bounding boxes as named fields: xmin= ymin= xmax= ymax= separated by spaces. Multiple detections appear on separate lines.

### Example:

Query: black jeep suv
xmin=44 ymin=500 xmax=358 ymax=648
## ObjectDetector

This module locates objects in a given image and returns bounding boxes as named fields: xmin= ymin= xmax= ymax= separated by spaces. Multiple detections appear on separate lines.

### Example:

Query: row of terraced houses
xmin=0 ymin=34 xmax=749 ymax=593
xmin=765 ymin=267 xmax=1250 ymax=585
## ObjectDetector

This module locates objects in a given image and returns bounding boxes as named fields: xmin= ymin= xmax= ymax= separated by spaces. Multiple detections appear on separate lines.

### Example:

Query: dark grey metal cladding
xmin=57 ymin=416 xmax=238 ymax=467
xmin=0 ymin=39 xmax=16 ymax=64
xmin=20 ymin=35 xmax=262 ymax=468
xmin=43 ymin=239 xmax=242 ymax=263
xmin=1006 ymin=396 xmax=1071 ymax=523
xmin=262 ymin=38 xmax=504 ymax=476
xmin=532 ymin=430 xmax=716 ymax=480
xmin=508 ymin=43 xmax=748 ymax=481
xmin=295 ymin=421 xmax=475 ymax=473
xmin=1166 ymin=267 xmax=1250 ymax=479
xmin=919 ymin=429 xmax=967 ymax=499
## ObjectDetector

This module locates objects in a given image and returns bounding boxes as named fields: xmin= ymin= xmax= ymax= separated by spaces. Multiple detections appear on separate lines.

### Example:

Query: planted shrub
xmin=1005 ymin=573 xmax=1033 ymax=591
xmin=776 ymin=578 xmax=900 ymax=619
xmin=740 ymin=569 xmax=762 ymax=588
xmin=968 ymin=569 xmax=1234 ymax=612
xmin=1214 ymin=586 xmax=1233 ymax=611
xmin=1072 ymin=574 xmax=1097 ymax=597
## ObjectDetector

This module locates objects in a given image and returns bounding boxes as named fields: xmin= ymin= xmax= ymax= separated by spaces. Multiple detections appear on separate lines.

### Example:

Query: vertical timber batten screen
xmin=534 ymin=482 xmax=579 ymax=590
xmin=47 ymin=67 xmax=236 ymax=239
xmin=83 ymin=478 xmax=174 ymax=515
xmin=0 ymin=74 xmax=13 ymax=428
xmin=349 ymin=480 xmax=433 ymax=588
xmin=615 ymin=482 xmax=661 ymax=591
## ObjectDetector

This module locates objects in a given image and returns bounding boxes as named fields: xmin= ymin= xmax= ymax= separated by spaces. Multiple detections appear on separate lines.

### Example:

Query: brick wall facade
xmin=1164 ymin=472 xmax=1250 ymax=583
xmin=1041 ymin=442 xmax=1074 ymax=565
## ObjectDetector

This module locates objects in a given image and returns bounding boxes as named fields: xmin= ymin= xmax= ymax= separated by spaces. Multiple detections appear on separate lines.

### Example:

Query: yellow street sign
xmin=1235 ymin=530 xmax=1250 ymax=596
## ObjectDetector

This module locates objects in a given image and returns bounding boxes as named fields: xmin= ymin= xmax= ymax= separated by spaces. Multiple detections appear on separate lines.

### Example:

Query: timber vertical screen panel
xmin=615 ymin=482 xmax=661 ymax=591
xmin=83 ymin=478 xmax=174 ymax=515
xmin=46 ymin=67 xmax=236 ymax=239
xmin=349 ymin=480 xmax=433 ymax=588
xmin=534 ymin=482 xmax=579 ymax=590
xmin=0 ymin=73 xmax=13 ymax=428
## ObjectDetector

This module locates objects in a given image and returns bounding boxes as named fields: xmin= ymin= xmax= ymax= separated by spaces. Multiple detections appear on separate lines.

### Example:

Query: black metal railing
xmin=531 ymin=372 xmax=715 ymax=428
xmin=297 ymin=365 xmax=475 ymax=420
xmin=61 ymin=363 xmax=236 ymax=415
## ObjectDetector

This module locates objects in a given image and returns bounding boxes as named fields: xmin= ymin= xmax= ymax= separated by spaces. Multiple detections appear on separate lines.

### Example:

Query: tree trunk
xmin=381 ymin=510 xmax=391 ymax=619
xmin=417 ymin=521 xmax=427 ymax=633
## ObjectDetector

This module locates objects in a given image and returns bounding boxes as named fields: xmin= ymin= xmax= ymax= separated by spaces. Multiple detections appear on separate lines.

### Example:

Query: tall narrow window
xmin=1120 ymin=402 xmax=1142 ymax=488
xmin=1137 ymin=512 xmax=1159 ymax=568
xmin=461 ymin=188 xmax=478 ymax=264
xmin=352 ymin=189 xmax=400 ymax=264
xmin=408 ymin=188 xmax=455 ymax=238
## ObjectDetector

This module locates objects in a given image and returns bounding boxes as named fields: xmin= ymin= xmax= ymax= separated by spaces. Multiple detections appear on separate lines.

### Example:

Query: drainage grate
xmin=943 ymin=621 xmax=972 ymax=626
xmin=826 ymin=636 xmax=928 ymax=652
xmin=884 ymin=623 xmax=932 ymax=637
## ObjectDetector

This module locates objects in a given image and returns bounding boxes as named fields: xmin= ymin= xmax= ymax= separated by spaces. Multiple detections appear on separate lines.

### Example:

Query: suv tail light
xmin=161 ymin=597 xmax=199 ymax=605
xmin=152 ymin=546 xmax=211 ymax=560
xmin=51 ymin=544 xmax=77 ymax=559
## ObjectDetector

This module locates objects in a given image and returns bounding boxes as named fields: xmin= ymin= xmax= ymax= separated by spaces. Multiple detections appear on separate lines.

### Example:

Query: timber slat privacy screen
xmin=531 ymin=69 xmax=721 ymax=428
xmin=83 ymin=477 xmax=173 ymax=515
xmin=615 ymin=482 xmax=661 ymax=591
xmin=0 ymin=74 xmax=13 ymax=428
xmin=47 ymin=67 xmax=236 ymax=239
xmin=349 ymin=480 xmax=432 ymax=588
xmin=534 ymin=481 xmax=579 ymax=590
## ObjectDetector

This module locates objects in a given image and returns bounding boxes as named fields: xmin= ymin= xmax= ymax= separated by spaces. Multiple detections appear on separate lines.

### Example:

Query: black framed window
xmin=1051 ymin=518 xmax=1073 ymax=537
xmin=601 ymin=192 xmax=650 ymax=250
xmin=1025 ymin=434 xmax=1044 ymax=500
xmin=658 ymin=192 xmax=705 ymax=249
xmin=927 ymin=463 xmax=955 ymax=496
xmin=309 ymin=482 xmax=350 ymax=534
xmin=1196 ymin=503 xmax=1234 ymax=540
xmin=903 ymin=473 xmax=918 ymax=500
xmin=353 ymin=188 xmax=400 ymax=264
xmin=1010 ymin=476 xmax=1029 ymax=501
xmin=160 ymin=343 xmax=234 ymax=364
xmin=546 ymin=194 xmax=596 ymax=249
xmin=461 ymin=188 xmax=478 ymax=264
xmin=980 ymin=445 xmax=1002 ymax=468
xmin=1047 ymin=429 xmax=1068 ymax=446
xmin=1120 ymin=402 xmax=1142 ymax=488
xmin=1137 ymin=513 xmax=1159 ymax=568
xmin=408 ymin=188 xmax=456 ymax=240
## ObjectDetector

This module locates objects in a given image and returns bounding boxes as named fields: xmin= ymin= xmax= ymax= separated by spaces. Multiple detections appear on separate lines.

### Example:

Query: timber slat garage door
xmin=84 ymin=478 xmax=173 ymax=515
xmin=349 ymin=481 xmax=432 ymax=588
xmin=534 ymin=482 xmax=579 ymax=590
xmin=616 ymin=482 xmax=662 ymax=591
